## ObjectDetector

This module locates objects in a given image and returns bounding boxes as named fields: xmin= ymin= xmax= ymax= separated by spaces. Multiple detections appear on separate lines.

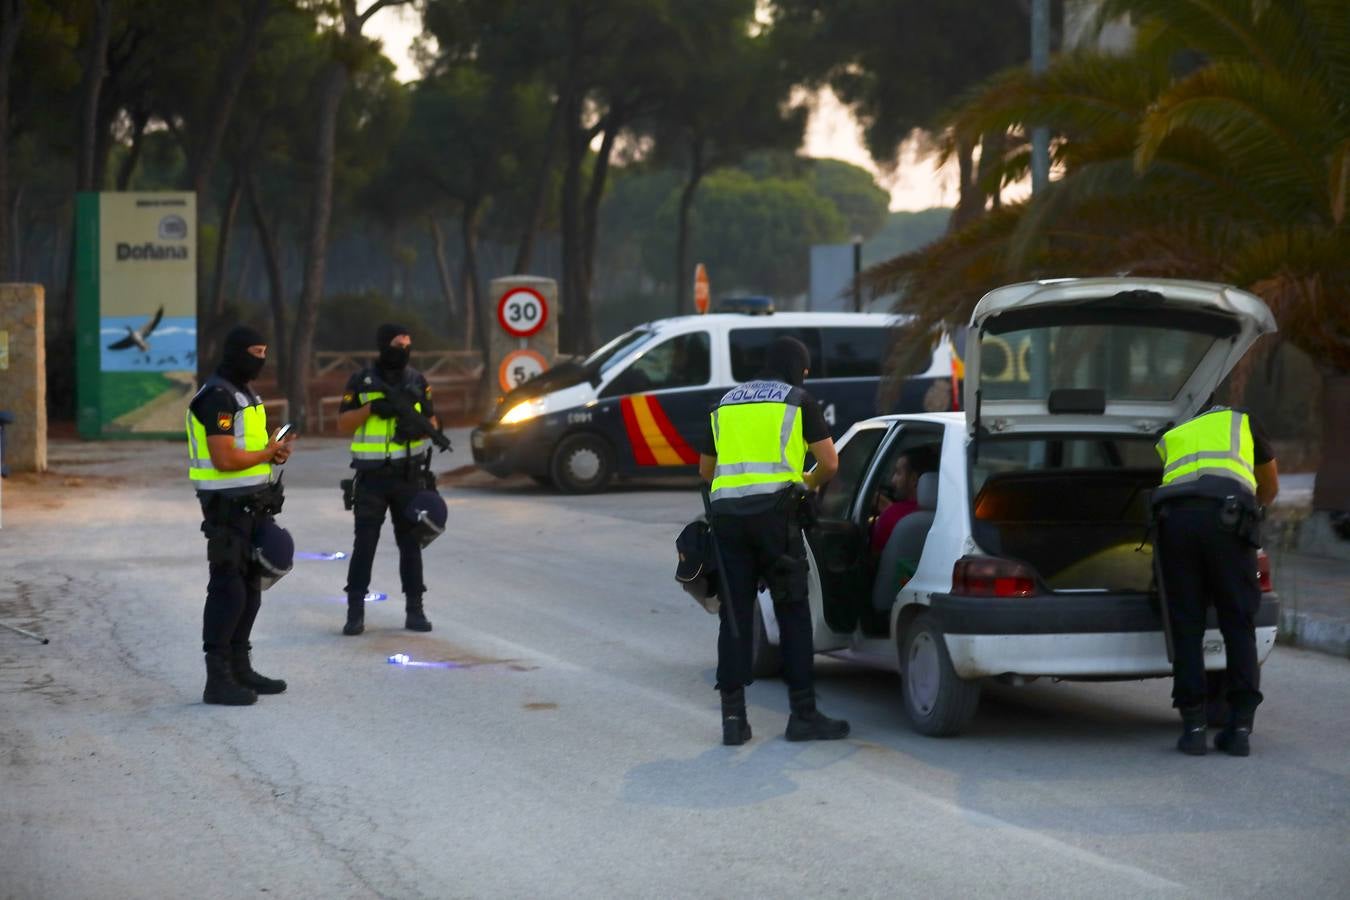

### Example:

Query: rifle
xmin=364 ymin=373 xmax=452 ymax=453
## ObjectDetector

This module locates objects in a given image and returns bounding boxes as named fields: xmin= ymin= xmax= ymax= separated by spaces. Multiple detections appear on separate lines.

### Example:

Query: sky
xmin=365 ymin=5 xmax=957 ymax=212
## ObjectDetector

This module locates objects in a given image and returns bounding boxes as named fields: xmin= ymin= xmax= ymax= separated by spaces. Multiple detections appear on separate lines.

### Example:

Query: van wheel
xmin=750 ymin=600 xmax=782 ymax=679
xmin=900 ymin=612 xmax=980 ymax=736
xmin=550 ymin=433 xmax=614 ymax=493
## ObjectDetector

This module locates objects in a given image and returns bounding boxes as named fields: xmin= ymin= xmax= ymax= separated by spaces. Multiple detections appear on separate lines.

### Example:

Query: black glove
xmin=369 ymin=398 xmax=398 ymax=419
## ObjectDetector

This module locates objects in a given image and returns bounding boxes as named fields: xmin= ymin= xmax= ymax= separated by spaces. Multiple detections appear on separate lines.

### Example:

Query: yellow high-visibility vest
xmin=1155 ymin=407 xmax=1256 ymax=501
xmin=186 ymin=376 xmax=272 ymax=493
xmin=709 ymin=380 xmax=806 ymax=510
xmin=350 ymin=376 xmax=430 ymax=463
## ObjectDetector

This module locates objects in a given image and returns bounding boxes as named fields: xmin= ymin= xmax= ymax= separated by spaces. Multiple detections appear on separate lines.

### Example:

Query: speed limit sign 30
xmin=498 ymin=349 xmax=548 ymax=392
xmin=497 ymin=287 xmax=549 ymax=338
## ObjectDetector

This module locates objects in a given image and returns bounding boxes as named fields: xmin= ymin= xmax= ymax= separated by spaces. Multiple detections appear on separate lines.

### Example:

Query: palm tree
xmin=866 ymin=0 xmax=1350 ymax=511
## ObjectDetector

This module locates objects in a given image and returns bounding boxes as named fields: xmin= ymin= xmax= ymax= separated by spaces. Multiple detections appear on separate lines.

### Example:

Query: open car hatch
xmin=963 ymin=278 xmax=1277 ymax=436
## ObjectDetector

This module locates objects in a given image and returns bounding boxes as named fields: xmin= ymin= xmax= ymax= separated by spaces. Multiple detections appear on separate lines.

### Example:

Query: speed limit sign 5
xmin=498 ymin=349 xmax=548 ymax=392
xmin=497 ymin=287 xmax=549 ymax=337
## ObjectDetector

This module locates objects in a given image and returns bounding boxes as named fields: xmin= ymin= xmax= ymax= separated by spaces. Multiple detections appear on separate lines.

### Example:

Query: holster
xmin=247 ymin=481 xmax=285 ymax=517
xmin=1220 ymin=495 xmax=1263 ymax=547
xmin=341 ymin=477 xmax=357 ymax=511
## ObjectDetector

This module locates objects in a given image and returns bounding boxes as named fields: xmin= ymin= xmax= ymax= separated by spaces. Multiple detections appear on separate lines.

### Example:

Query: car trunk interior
xmin=971 ymin=468 xmax=1160 ymax=592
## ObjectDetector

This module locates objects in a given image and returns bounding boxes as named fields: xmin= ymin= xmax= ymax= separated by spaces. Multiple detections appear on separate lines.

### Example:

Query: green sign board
xmin=75 ymin=192 xmax=197 ymax=438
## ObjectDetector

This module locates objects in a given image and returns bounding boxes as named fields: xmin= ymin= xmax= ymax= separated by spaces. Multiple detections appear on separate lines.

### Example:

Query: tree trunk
xmin=949 ymin=137 xmax=982 ymax=233
xmin=115 ymin=108 xmax=149 ymax=190
xmin=461 ymin=201 xmax=488 ymax=356
xmin=246 ymin=168 xmax=288 ymax=390
xmin=559 ymin=107 xmax=587 ymax=354
xmin=204 ymin=167 xmax=243 ymax=364
xmin=287 ymin=60 xmax=348 ymax=430
xmin=1313 ymin=371 xmax=1350 ymax=511
xmin=0 ymin=0 xmax=25 ymax=281
xmin=429 ymin=216 xmax=459 ymax=324
xmin=674 ymin=143 xmax=704 ymax=318
xmin=578 ymin=116 xmax=617 ymax=350
xmin=512 ymin=96 xmax=563 ymax=274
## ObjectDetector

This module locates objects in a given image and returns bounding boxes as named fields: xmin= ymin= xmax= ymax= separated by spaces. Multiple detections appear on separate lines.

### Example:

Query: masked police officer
xmin=698 ymin=336 xmax=849 ymax=746
xmin=337 ymin=323 xmax=438 ymax=636
xmin=1154 ymin=403 xmax=1278 ymax=756
xmin=186 ymin=325 xmax=295 ymax=706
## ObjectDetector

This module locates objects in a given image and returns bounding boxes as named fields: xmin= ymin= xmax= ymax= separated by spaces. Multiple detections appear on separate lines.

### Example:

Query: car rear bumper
xmin=930 ymin=591 xmax=1279 ymax=679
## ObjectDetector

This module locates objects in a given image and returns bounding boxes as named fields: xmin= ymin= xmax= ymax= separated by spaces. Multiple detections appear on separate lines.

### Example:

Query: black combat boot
xmin=203 ymin=650 xmax=257 ymax=706
xmin=343 ymin=597 xmax=365 ymax=636
xmin=1176 ymin=704 xmax=1208 ymax=756
xmin=720 ymin=688 xmax=752 ymax=746
xmin=230 ymin=644 xmax=287 ymax=695
xmin=1214 ymin=708 xmax=1254 ymax=757
xmin=785 ymin=688 xmax=850 ymax=741
xmin=405 ymin=596 xmax=432 ymax=632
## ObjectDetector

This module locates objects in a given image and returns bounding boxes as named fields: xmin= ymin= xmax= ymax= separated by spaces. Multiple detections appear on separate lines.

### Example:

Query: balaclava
xmin=376 ymin=323 xmax=411 ymax=372
xmin=758 ymin=336 xmax=811 ymax=387
xmin=219 ymin=325 xmax=267 ymax=385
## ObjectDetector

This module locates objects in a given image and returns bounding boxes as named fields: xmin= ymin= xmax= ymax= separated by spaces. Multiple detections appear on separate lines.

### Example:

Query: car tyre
xmin=550 ymin=433 xmax=614 ymax=494
xmin=899 ymin=612 xmax=980 ymax=737
xmin=749 ymin=599 xmax=782 ymax=679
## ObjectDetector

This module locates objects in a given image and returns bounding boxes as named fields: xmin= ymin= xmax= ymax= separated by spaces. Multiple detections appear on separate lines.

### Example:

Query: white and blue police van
xmin=470 ymin=303 xmax=960 ymax=492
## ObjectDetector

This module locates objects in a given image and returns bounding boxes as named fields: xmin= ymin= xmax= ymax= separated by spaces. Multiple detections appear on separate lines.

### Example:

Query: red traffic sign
xmin=497 ymin=287 xmax=549 ymax=338
xmin=694 ymin=263 xmax=710 ymax=314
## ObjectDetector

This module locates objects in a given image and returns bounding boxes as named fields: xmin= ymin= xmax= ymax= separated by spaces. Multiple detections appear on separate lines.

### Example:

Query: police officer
xmin=337 ymin=323 xmax=438 ymax=636
xmin=1154 ymin=402 xmax=1278 ymax=756
xmin=186 ymin=325 xmax=295 ymax=706
xmin=698 ymin=336 xmax=849 ymax=745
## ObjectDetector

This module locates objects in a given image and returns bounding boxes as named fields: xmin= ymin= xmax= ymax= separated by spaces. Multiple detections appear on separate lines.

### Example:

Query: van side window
xmin=600 ymin=331 xmax=711 ymax=397
xmin=729 ymin=328 xmax=823 ymax=382
xmin=822 ymin=327 xmax=888 ymax=378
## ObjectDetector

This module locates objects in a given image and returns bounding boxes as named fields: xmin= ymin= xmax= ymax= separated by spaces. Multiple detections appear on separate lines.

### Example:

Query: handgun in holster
xmin=340 ymin=476 xmax=357 ymax=511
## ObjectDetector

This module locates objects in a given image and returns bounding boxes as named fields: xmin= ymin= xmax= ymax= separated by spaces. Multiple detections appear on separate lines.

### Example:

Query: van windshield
xmin=585 ymin=328 xmax=656 ymax=376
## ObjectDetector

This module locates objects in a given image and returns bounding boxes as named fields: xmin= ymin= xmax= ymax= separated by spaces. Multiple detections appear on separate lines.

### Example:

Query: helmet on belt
xmin=405 ymin=490 xmax=447 ymax=548
xmin=252 ymin=520 xmax=294 ymax=590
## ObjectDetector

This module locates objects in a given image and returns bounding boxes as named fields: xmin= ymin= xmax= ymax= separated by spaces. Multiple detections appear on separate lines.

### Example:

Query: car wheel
xmin=900 ymin=612 xmax=980 ymax=737
xmin=749 ymin=599 xmax=782 ymax=679
xmin=550 ymin=433 xmax=614 ymax=494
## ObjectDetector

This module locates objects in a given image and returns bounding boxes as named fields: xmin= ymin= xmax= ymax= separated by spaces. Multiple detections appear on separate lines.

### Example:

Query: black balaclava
xmin=219 ymin=325 xmax=267 ymax=385
xmin=758 ymin=336 xmax=811 ymax=387
xmin=376 ymin=322 xmax=410 ymax=372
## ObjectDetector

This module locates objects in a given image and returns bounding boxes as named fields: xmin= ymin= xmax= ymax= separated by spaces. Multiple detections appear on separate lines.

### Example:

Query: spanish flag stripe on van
xmin=620 ymin=395 xmax=699 ymax=466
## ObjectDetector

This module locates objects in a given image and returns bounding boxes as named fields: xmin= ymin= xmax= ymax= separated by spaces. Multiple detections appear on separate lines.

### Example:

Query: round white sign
xmin=497 ymin=288 xmax=548 ymax=337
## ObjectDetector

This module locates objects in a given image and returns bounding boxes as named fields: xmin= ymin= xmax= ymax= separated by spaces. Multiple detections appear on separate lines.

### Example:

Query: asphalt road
xmin=2 ymin=437 xmax=1348 ymax=899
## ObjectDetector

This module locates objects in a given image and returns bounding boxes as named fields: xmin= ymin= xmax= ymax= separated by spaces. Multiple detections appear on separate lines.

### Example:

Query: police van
xmin=470 ymin=307 xmax=959 ymax=492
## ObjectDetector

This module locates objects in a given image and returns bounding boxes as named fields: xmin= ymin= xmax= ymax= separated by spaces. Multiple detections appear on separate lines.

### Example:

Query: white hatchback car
xmin=751 ymin=277 xmax=1281 ymax=736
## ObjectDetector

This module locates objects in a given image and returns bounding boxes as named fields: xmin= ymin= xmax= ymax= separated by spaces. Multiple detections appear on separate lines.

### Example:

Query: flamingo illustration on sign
xmin=106 ymin=306 xmax=164 ymax=361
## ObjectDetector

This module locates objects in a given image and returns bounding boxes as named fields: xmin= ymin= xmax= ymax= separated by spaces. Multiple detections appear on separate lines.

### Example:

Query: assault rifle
xmin=364 ymin=373 xmax=452 ymax=453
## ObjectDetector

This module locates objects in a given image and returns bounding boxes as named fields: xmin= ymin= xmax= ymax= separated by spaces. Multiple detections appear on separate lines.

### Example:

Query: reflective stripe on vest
xmin=350 ymin=388 xmax=430 ymax=461
xmin=709 ymin=380 xmax=806 ymax=505
xmin=1155 ymin=408 xmax=1256 ymax=495
xmin=186 ymin=378 xmax=272 ymax=491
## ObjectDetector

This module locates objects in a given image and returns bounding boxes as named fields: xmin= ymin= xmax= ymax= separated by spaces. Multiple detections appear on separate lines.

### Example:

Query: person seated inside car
xmin=870 ymin=446 xmax=939 ymax=557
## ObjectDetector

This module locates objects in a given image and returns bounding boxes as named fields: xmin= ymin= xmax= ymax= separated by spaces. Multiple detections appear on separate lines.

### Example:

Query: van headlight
xmin=499 ymin=398 xmax=547 ymax=425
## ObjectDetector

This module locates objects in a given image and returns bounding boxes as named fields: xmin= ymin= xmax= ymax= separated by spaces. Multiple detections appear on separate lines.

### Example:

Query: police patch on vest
xmin=217 ymin=412 xmax=233 ymax=431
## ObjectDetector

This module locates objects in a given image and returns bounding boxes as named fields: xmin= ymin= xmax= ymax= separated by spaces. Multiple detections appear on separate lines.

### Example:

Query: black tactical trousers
xmin=344 ymin=465 xmax=426 ymax=603
xmin=711 ymin=507 xmax=815 ymax=693
xmin=1156 ymin=501 xmax=1263 ymax=713
xmin=199 ymin=494 xmax=263 ymax=653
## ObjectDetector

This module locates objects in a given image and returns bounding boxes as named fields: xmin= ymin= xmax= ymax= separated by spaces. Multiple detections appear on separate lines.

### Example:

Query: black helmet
xmin=405 ymin=490 xmax=447 ymax=548
xmin=252 ymin=520 xmax=294 ymax=590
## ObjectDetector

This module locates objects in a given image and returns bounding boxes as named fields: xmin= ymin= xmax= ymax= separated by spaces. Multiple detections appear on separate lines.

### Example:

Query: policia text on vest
xmin=336 ymin=324 xmax=441 ymax=637
xmin=1152 ymin=406 xmax=1279 ymax=757
xmin=186 ymin=325 xmax=295 ymax=707
xmin=697 ymin=336 xmax=851 ymax=747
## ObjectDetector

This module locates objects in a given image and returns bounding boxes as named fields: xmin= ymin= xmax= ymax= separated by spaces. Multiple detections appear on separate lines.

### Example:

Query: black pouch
xmin=341 ymin=478 xmax=356 ymax=511
xmin=675 ymin=519 xmax=720 ymax=613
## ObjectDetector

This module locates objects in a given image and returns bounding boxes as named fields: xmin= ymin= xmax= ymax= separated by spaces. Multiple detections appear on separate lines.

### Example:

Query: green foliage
xmin=315 ymin=293 xmax=452 ymax=352
xmin=809 ymin=158 xmax=890 ymax=239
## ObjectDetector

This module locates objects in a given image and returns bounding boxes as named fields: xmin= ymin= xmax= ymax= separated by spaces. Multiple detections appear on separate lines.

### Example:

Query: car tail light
xmin=952 ymin=556 xmax=1040 ymax=598
xmin=1256 ymin=549 xmax=1273 ymax=593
